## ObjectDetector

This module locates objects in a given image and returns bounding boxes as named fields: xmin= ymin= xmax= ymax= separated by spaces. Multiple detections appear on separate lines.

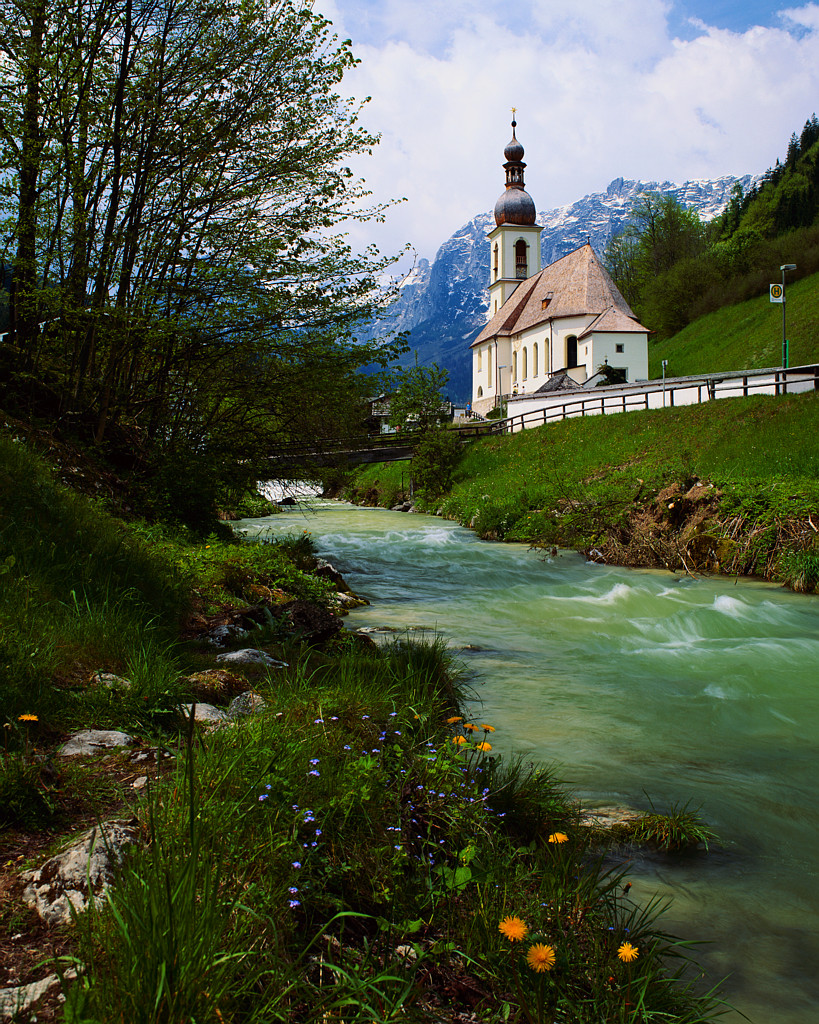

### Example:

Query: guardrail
xmin=493 ymin=364 xmax=819 ymax=435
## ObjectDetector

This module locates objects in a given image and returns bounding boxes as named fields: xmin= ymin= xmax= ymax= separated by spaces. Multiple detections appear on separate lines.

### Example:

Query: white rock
xmin=227 ymin=692 xmax=267 ymax=718
xmin=59 ymin=730 xmax=135 ymax=757
xmin=215 ymin=649 xmax=288 ymax=668
xmin=180 ymin=703 xmax=229 ymax=725
xmin=0 ymin=973 xmax=60 ymax=1019
xmin=21 ymin=820 xmax=140 ymax=926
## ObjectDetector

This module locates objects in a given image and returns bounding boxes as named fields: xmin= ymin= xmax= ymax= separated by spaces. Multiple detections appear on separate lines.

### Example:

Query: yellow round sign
xmin=770 ymin=283 xmax=784 ymax=302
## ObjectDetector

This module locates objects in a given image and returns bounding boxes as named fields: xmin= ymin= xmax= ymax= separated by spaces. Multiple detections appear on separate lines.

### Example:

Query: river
xmin=238 ymin=499 xmax=819 ymax=1024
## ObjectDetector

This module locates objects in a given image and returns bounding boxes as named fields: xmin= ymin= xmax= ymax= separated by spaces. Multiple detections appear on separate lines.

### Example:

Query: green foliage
xmin=0 ymin=0 xmax=403 ymax=501
xmin=651 ymin=263 xmax=819 ymax=377
xmin=605 ymin=192 xmax=706 ymax=317
xmin=411 ymin=427 xmax=462 ymax=498
xmin=627 ymin=802 xmax=718 ymax=852
xmin=388 ymin=363 xmax=450 ymax=431
xmin=777 ymin=547 xmax=819 ymax=593
xmin=607 ymin=115 xmax=819 ymax=341
xmin=63 ymin=641 xmax=724 ymax=1023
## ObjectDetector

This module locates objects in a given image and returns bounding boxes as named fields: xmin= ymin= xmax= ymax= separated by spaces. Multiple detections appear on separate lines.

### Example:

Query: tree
xmin=604 ymin=193 xmax=706 ymax=328
xmin=388 ymin=363 xmax=449 ymax=433
xmin=0 ymin=0 xmax=401 ymax=470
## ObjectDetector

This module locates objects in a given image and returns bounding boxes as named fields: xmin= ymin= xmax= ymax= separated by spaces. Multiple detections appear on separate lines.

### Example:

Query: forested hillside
xmin=606 ymin=114 xmax=819 ymax=343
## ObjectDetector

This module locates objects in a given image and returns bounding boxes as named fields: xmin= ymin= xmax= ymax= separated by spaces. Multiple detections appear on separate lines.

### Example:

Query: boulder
xmin=59 ymin=729 xmax=135 ymax=757
xmin=227 ymin=691 xmax=267 ymax=718
xmin=21 ymin=819 xmax=141 ymax=926
xmin=88 ymin=670 xmax=131 ymax=690
xmin=1 ymin=973 xmax=62 ymax=1020
xmin=180 ymin=702 xmax=229 ymax=725
xmin=215 ymin=649 xmax=288 ymax=668
xmin=203 ymin=623 xmax=249 ymax=646
xmin=182 ymin=668 xmax=248 ymax=703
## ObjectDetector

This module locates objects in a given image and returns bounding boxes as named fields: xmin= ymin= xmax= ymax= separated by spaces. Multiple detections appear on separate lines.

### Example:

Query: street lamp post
xmin=780 ymin=264 xmax=796 ymax=368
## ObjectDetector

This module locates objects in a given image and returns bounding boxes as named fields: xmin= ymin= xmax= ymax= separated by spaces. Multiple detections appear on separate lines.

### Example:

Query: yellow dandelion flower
xmin=526 ymin=943 xmax=556 ymax=972
xmin=452 ymin=736 xmax=468 ymax=745
xmin=463 ymin=723 xmax=478 ymax=732
xmin=548 ymin=832 xmax=569 ymax=844
xmin=476 ymin=741 xmax=492 ymax=752
xmin=618 ymin=942 xmax=639 ymax=963
xmin=446 ymin=716 xmax=463 ymax=725
xmin=498 ymin=916 xmax=528 ymax=942
xmin=480 ymin=724 xmax=496 ymax=732
xmin=18 ymin=714 xmax=38 ymax=722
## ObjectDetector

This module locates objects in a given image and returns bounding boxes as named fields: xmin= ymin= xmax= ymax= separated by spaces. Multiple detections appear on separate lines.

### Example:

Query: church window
xmin=493 ymin=243 xmax=499 ymax=280
xmin=522 ymin=347 xmax=528 ymax=379
xmin=533 ymin=342 xmax=538 ymax=377
xmin=478 ymin=348 xmax=483 ymax=371
xmin=513 ymin=351 xmax=518 ymax=381
xmin=615 ymin=343 xmax=624 ymax=353
xmin=515 ymin=240 xmax=527 ymax=279
xmin=566 ymin=335 xmax=578 ymax=368
xmin=488 ymin=360 xmax=492 ymax=387
xmin=477 ymin=386 xmax=483 ymax=397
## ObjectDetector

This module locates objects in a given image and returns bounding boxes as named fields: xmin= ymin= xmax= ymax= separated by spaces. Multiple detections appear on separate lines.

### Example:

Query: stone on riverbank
xmin=59 ymin=730 xmax=135 ymax=757
xmin=21 ymin=819 xmax=141 ymax=926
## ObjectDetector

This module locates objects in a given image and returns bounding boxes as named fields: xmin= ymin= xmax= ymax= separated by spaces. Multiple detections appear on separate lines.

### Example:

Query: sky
xmin=317 ymin=0 xmax=819 ymax=268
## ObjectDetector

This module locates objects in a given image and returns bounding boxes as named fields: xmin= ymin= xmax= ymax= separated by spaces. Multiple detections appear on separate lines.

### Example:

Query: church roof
xmin=532 ymin=372 xmax=580 ymax=394
xmin=472 ymin=243 xmax=648 ymax=347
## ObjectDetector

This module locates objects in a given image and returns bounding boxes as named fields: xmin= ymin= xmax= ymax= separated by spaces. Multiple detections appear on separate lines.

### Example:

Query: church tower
xmin=487 ymin=117 xmax=543 ymax=316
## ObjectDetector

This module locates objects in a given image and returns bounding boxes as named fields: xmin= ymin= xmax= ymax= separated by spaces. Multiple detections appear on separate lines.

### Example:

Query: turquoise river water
xmin=239 ymin=499 xmax=819 ymax=1024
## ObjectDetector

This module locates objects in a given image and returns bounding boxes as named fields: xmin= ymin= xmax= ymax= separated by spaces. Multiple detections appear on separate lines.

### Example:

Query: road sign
xmin=770 ymin=283 xmax=784 ymax=303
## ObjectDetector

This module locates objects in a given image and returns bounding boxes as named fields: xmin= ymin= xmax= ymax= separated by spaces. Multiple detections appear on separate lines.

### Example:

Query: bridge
xmin=267 ymin=421 xmax=499 ymax=470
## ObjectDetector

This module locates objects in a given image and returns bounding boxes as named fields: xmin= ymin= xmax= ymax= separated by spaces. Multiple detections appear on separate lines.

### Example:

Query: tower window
xmin=515 ymin=239 xmax=527 ymax=279
xmin=615 ymin=343 xmax=624 ymax=353
xmin=493 ymin=243 xmax=499 ymax=280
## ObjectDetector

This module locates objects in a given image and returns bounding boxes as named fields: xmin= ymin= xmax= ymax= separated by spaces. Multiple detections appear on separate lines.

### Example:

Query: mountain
xmin=374 ymin=175 xmax=752 ymax=400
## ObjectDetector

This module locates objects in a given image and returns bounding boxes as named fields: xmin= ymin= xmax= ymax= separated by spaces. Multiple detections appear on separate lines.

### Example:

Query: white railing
xmin=497 ymin=364 xmax=819 ymax=434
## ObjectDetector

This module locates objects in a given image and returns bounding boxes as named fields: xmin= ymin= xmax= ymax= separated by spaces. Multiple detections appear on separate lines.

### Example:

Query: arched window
xmin=488 ymin=359 xmax=492 ymax=387
xmin=478 ymin=348 xmax=483 ymax=371
xmin=515 ymin=239 xmax=528 ymax=279
xmin=566 ymin=335 xmax=578 ymax=368
xmin=493 ymin=243 xmax=499 ymax=280
xmin=522 ymin=347 xmax=528 ymax=379
xmin=513 ymin=351 xmax=518 ymax=381
xmin=477 ymin=386 xmax=483 ymax=397
xmin=533 ymin=342 xmax=538 ymax=377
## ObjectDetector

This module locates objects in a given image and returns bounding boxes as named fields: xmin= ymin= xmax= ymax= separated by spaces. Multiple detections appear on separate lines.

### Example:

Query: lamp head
xmin=781 ymin=263 xmax=797 ymax=271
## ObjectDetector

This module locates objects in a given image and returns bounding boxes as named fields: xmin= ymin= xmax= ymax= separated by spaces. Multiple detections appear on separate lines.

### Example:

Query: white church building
xmin=471 ymin=121 xmax=649 ymax=417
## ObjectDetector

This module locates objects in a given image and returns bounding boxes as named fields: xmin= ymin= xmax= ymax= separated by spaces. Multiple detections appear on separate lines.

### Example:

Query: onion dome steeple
xmin=494 ymin=116 xmax=536 ymax=227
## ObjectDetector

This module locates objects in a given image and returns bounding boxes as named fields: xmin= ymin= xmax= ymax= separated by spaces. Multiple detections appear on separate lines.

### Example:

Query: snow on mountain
xmin=371 ymin=176 xmax=751 ymax=400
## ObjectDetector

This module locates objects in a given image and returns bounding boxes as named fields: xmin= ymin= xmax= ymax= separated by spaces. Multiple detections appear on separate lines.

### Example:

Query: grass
xmin=62 ymin=645 xmax=727 ymax=1023
xmin=650 ymin=269 xmax=819 ymax=378
xmin=345 ymin=390 xmax=819 ymax=587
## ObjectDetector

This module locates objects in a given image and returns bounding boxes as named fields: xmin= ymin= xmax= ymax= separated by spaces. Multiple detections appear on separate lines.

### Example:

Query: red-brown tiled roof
xmin=472 ymin=243 xmax=648 ymax=347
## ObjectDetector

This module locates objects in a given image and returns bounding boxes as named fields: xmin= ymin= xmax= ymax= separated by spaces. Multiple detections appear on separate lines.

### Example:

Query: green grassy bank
xmin=649 ymin=270 xmax=819 ymax=378
xmin=0 ymin=431 xmax=727 ymax=1022
xmin=343 ymin=390 xmax=819 ymax=592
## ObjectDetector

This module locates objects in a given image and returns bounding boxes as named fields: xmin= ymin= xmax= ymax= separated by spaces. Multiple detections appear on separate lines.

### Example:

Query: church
xmin=471 ymin=120 xmax=649 ymax=417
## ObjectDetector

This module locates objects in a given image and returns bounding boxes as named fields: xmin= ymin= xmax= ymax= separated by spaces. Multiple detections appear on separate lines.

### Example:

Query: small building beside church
xmin=471 ymin=121 xmax=649 ymax=417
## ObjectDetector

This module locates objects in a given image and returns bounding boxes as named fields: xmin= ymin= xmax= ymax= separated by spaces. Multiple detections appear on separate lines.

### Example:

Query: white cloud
xmin=325 ymin=1 xmax=819 ymax=267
